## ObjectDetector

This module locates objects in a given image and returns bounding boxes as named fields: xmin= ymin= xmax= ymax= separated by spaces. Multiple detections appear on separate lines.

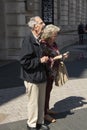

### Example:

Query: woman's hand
xmin=62 ymin=51 xmax=69 ymax=59
xmin=53 ymin=51 xmax=69 ymax=61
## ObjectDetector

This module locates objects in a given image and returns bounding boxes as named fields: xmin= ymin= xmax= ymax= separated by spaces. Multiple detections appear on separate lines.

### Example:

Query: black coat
xmin=78 ymin=23 xmax=84 ymax=34
xmin=19 ymin=30 xmax=47 ymax=83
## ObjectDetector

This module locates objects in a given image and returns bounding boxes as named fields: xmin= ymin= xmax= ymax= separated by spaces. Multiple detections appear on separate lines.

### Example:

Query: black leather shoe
xmin=36 ymin=124 xmax=49 ymax=130
xmin=27 ymin=125 xmax=37 ymax=130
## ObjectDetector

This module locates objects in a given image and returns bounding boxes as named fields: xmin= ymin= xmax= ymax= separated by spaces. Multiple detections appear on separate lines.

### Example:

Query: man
xmin=19 ymin=16 xmax=49 ymax=130
xmin=78 ymin=22 xmax=85 ymax=44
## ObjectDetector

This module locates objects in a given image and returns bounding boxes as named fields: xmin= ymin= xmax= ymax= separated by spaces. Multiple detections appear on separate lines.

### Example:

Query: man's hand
xmin=40 ymin=56 xmax=49 ymax=63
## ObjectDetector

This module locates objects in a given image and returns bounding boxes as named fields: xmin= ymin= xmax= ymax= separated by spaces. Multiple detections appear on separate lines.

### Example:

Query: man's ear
xmin=34 ymin=24 xmax=38 ymax=30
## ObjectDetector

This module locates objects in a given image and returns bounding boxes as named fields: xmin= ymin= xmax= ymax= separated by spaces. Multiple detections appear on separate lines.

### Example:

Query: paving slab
xmin=0 ymin=108 xmax=87 ymax=130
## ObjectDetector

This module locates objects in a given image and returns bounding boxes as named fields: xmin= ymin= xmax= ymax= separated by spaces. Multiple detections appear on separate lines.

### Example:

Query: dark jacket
xmin=19 ymin=30 xmax=47 ymax=83
xmin=78 ymin=23 xmax=85 ymax=34
xmin=41 ymin=41 xmax=60 ymax=78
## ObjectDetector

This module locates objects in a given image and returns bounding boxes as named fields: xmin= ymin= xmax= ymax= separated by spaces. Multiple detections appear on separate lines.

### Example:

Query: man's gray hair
xmin=27 ymin=16 xmax=40 ymax=29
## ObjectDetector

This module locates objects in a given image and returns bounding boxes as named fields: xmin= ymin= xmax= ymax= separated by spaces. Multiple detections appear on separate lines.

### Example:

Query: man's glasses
xmin=37 ymin=21 xmax=44 ymax=25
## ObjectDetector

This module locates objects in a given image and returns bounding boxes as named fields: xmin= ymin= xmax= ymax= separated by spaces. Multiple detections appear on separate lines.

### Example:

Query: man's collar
xmin=31 ymin=31 xmax=40 ymax=45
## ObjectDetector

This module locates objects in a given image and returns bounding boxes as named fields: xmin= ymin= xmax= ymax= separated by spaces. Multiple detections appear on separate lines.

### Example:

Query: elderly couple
xmin=20 ymin=16 xmax=68 ymax=130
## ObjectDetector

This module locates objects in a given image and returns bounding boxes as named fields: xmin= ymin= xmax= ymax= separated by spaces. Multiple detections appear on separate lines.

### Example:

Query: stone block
xmin=6 ymin=14 xmax=25 ymax=25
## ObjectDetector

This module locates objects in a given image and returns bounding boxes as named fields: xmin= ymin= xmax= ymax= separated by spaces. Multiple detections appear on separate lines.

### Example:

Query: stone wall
xmin=0 ymin=1 xmax=7 ymax=59
xmin=5 ymin=0 xmax=26 ymax=59
xmin=4 ymin=0 xmax=43 ymax=59
xmin=58 ymin=0 xmax=87 ymax=28
xmin=0 ymin=0 xmax=87 ymax=60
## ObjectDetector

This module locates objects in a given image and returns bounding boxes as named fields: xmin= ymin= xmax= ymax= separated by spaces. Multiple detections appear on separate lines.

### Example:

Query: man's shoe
xmin=27 ymin=125 xmax=37 ymax=130
xmin=37 ymin=124 xmax=49 ymax=130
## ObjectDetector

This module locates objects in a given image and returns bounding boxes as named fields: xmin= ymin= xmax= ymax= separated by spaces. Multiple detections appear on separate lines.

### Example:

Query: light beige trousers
xmin=24 ymin=81 xmax=46 ymax=128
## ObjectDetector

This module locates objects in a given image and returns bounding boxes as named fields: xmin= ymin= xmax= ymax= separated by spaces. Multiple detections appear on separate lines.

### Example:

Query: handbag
xmin=55 ymin=61 xmax=68 ymax=86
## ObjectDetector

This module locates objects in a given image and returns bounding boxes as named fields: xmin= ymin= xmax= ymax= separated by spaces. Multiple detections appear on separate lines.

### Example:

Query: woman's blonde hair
xmin=41 ymin=24 xmax=60 ymax=41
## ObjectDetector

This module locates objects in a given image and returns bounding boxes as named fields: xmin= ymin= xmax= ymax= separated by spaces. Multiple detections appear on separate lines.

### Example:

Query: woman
xmin=40 ymin=24 xmax=68 ymax=123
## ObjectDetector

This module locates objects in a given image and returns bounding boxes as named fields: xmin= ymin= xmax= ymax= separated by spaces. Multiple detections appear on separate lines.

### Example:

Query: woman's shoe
xmin=44 ymin=114 xmax=56 ymax=123
xmin=47 ymin=109 xmax=58 ymax=115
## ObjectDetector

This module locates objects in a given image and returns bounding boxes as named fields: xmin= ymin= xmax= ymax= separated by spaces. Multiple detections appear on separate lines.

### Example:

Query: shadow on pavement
xmin=0 ymin=60 xmax=25 ymax=105
xmin=45 ymin=96 xmax=87 ymax=125
xmin=0 ymin=86 xmax=26 ymax=106
xmin=65 ymin=59 xmax=87 ymax=79
xmin=0 ymin=60 xmax=24 ymax=89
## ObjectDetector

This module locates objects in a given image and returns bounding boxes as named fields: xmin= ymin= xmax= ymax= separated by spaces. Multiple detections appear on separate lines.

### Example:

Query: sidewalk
xmin=0 ymin=44 xmax=87 ymax=130
xmin=0 ymin=78 xmax=87 ymax=130
xmin=0 ymin=77 xmax=87 ymax=120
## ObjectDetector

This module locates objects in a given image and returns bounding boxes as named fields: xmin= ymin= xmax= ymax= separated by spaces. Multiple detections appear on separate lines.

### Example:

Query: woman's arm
xmin=53 ymin=54 xmax=63 ymax=61
xmin=53 ymin=51 xmax=69 ymax=61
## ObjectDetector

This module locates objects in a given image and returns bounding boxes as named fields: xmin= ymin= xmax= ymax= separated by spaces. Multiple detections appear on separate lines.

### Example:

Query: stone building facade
xmin=0 ymin=0 xmax=87 ymax=60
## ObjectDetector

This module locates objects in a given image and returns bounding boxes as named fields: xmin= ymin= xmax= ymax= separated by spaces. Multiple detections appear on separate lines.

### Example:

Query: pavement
xmin=0 ymin=43 xmax=87 ymax=130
